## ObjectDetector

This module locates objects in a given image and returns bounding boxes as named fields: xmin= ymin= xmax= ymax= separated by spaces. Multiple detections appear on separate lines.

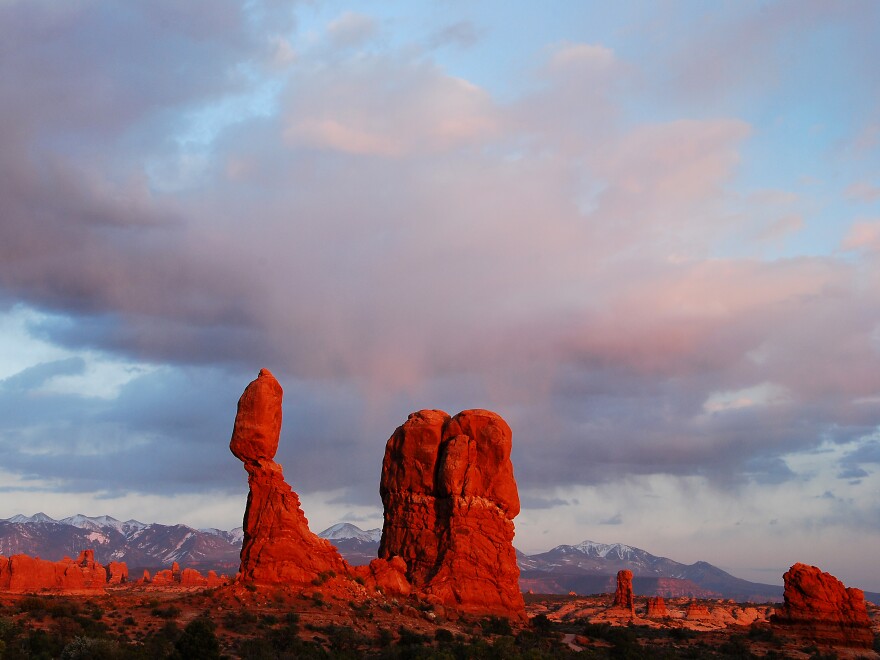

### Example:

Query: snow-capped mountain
xmin=11 ymin=515 xmax=864 ymax=603
xmin=317 ymin=523 xmax=382 ymax=566
xmin=318 ymin=523 xmax=382 ymax=543
xmin=520 ymin=539 xmax=785 ymax=601
xmin=0 ymin=513 xmax=240 ymax=573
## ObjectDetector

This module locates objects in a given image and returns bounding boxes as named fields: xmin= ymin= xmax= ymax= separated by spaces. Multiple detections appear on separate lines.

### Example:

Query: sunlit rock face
xmin=0 ymin=550 xmax=106 ymax=591
xmin=379 ymin=409 xmax=525 ymax=619
xmin=107 ymin=561 xmax=128 ymax=584
xmin=231 ymin=369 xmax=349 ymax=587
xmin=772 ymin=562 xmax=873 ymax=649
xmin=646 ymin=595 xmax=668 ymax=618
xmin=613 ymin=569 xmax=635 ymax=614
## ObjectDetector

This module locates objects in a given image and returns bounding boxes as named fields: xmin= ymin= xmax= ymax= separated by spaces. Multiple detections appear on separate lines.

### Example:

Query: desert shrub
xmin=480 ymin=616 xmax=513 ymax=636
xmin=718 ymin=634 xmax=753 ymax=659
xmin=151 ymin=605 xmax=181 ymax=619
xmin=123 ymin=616 xmax=136 ymax=626
xmin=60 ymin=635 xmax=120 ymax=660
xmin=223 ymin=609 xmax=258 ymax=634
xmin=174 ymin=616 xmax=220 ymax=660
xmin=23 ymin=628 xmax=66 ymax=660
xmin=311 ymin=570 xmax=337 ymax=586
xmin=397 ymin=626 xmax=431 ymax=646
xmin=237 ymin=637 xmax=276 ymax=660
xmin=435 ymin=628 xmax=454 ymax=644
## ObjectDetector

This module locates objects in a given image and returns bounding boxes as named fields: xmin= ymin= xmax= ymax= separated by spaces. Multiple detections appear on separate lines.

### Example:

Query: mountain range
xmin=3 ymin=514 xmax=876 ymax=604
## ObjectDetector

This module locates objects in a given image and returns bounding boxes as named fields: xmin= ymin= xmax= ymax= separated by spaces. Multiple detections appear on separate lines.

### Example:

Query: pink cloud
xmin=844 ymin=181 xmax=880 ymax=203
xmin=280 ymin=58 xmax=499 ymax=157
xmin=842 ymin=220 xmax=880 ymax=252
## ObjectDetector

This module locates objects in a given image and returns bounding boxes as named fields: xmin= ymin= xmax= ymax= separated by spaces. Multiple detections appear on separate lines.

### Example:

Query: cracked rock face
xmin=772 ymin=562 xmax=873 ymax=649
xmin=379 ymin=409 xmax=525 ymax=619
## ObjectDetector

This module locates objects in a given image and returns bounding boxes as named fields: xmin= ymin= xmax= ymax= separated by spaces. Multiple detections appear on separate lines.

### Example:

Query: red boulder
xmin=379 ymin=409 xmax=525 ymax=619
xmin=772 ymin=563 xmax=873 ymax=649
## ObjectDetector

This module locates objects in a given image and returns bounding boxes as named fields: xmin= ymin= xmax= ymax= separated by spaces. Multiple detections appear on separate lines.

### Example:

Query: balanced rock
xmin=772 ymin=563 xmax=873 ymax=649
xmin=612 ymin=569 xmax=635 ymax=613
xmin=379 ymin=409 xmax=524 ymax=619
xmin=231 ymin=369 xmax=349 ymax=586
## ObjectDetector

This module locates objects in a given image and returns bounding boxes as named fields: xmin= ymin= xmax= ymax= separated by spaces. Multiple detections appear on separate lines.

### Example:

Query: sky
xmin=1 ymin=0 xmax=879 ymax=591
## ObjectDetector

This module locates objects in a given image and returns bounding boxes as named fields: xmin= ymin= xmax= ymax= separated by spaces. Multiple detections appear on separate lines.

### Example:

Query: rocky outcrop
xmin=231 ymin=369 xmax=350 ymax=587
xmin=107 ymin=561 xmax=128 ymax=584
xmin=613 ymin=569 xmax=634 ymax=613
xmin=646 ymin=596 xmax=668 ymax=618
xmin=771 ymin=563 xmax=873 ymax=649
xmin=0 ymin=550 xmax=106 ymax=592
xmin=379 ymin=409 xmax=525 ymax=619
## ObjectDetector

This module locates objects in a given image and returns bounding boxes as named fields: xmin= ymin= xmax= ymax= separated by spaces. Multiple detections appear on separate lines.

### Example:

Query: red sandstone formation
xmin=612 ymin=569 xmax=634 ymax=613
xmin=379 ymin=409 xmax=525 ymax=619
xmin=0 ymin=550 xmax=106 ymax=592
xmin=180 ymin=567 xmax=206 ymax=586
xmin=230 ymin=369 xmax=353 ymax=587
xmin=646 ymin=596 xmax=668 ymax=618
xmin=772 ymin=562 xmax=873 ymax=649
xmin=151 ymin=568 xmax=175 ymax=586
xmin=107 ymin=561 xmax=128 ymax=584
xmin=686 ymin=603 xmax=712 ymax=620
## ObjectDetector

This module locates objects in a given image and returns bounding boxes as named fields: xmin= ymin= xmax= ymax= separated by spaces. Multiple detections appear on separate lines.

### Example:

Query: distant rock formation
xmin=230 ymin=369 xmax=351 ymax=587
xmin=646 ymin=596 xmax=668 ymax=618
xmin=613 ymin=569 xmax=634 ymax=613
xmin=379 ymin=409 xmax=525 ymax=619
xmin=107 ymin=561 xmax=128 ymax=584
xmin=686 ymin=602 xmax=712 ymax=620
xmin=0 ymin=550 xmax=106 ymax=591
xmin=771 ymin=562 xmax=873 ymax=649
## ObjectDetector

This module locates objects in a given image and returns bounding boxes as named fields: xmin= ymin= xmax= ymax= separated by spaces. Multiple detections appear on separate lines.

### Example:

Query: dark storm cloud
xmin=1 ymin=357 xmax=85 ymax=392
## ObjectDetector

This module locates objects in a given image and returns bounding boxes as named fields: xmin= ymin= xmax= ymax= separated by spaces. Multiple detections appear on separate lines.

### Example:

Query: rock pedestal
xmin=772 ymin=563 xmax=873 ymax=649
xmin=612 ymin=569 xmax=635 ymax=613
xmin=231 ymin=369 xmax=350 ymax=586
xmin=379 ymin=409 xmax=525 ymax=619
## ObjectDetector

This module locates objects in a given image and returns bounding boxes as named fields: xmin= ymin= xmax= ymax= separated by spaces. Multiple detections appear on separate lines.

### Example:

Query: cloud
xmin=1 ymin=357 xmax=85 ymax=392
xmin=326 ymin=11 xmax=378 ymax=49
xmin=281 ymin=55 xmax=499 ymax=156
xmin=427 ymin=21 xmax=482 ymax=50
xmin=844 ymin=181 xmax=880 ymax=203
xmin=841 ymin=220 xmax=880 ymax=252
xmin=0 ymin=1 xmax=879 ymax=581
xmin=548 ymin=42 xmax=615 ymax=72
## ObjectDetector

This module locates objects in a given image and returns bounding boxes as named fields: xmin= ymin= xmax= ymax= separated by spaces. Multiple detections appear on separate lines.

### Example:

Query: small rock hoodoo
xmin=612 ymin=569 xmax=635 ymax=614
xmin=378 ymin=409 xmax=525 ymax=619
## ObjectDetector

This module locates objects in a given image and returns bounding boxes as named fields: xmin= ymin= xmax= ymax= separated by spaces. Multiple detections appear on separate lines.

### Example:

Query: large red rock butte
xmin=230 ymin=369 xmax=350 ymax=587
xmin=379 ymin=409 xmax=525 ymax=620
xmin=0 ymin=550 xmax=106 ymax=592
xmin=612 ymin=569 xmax=635 ymax=614
xmin=771 ymin=562 xmax=873 ymax=649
